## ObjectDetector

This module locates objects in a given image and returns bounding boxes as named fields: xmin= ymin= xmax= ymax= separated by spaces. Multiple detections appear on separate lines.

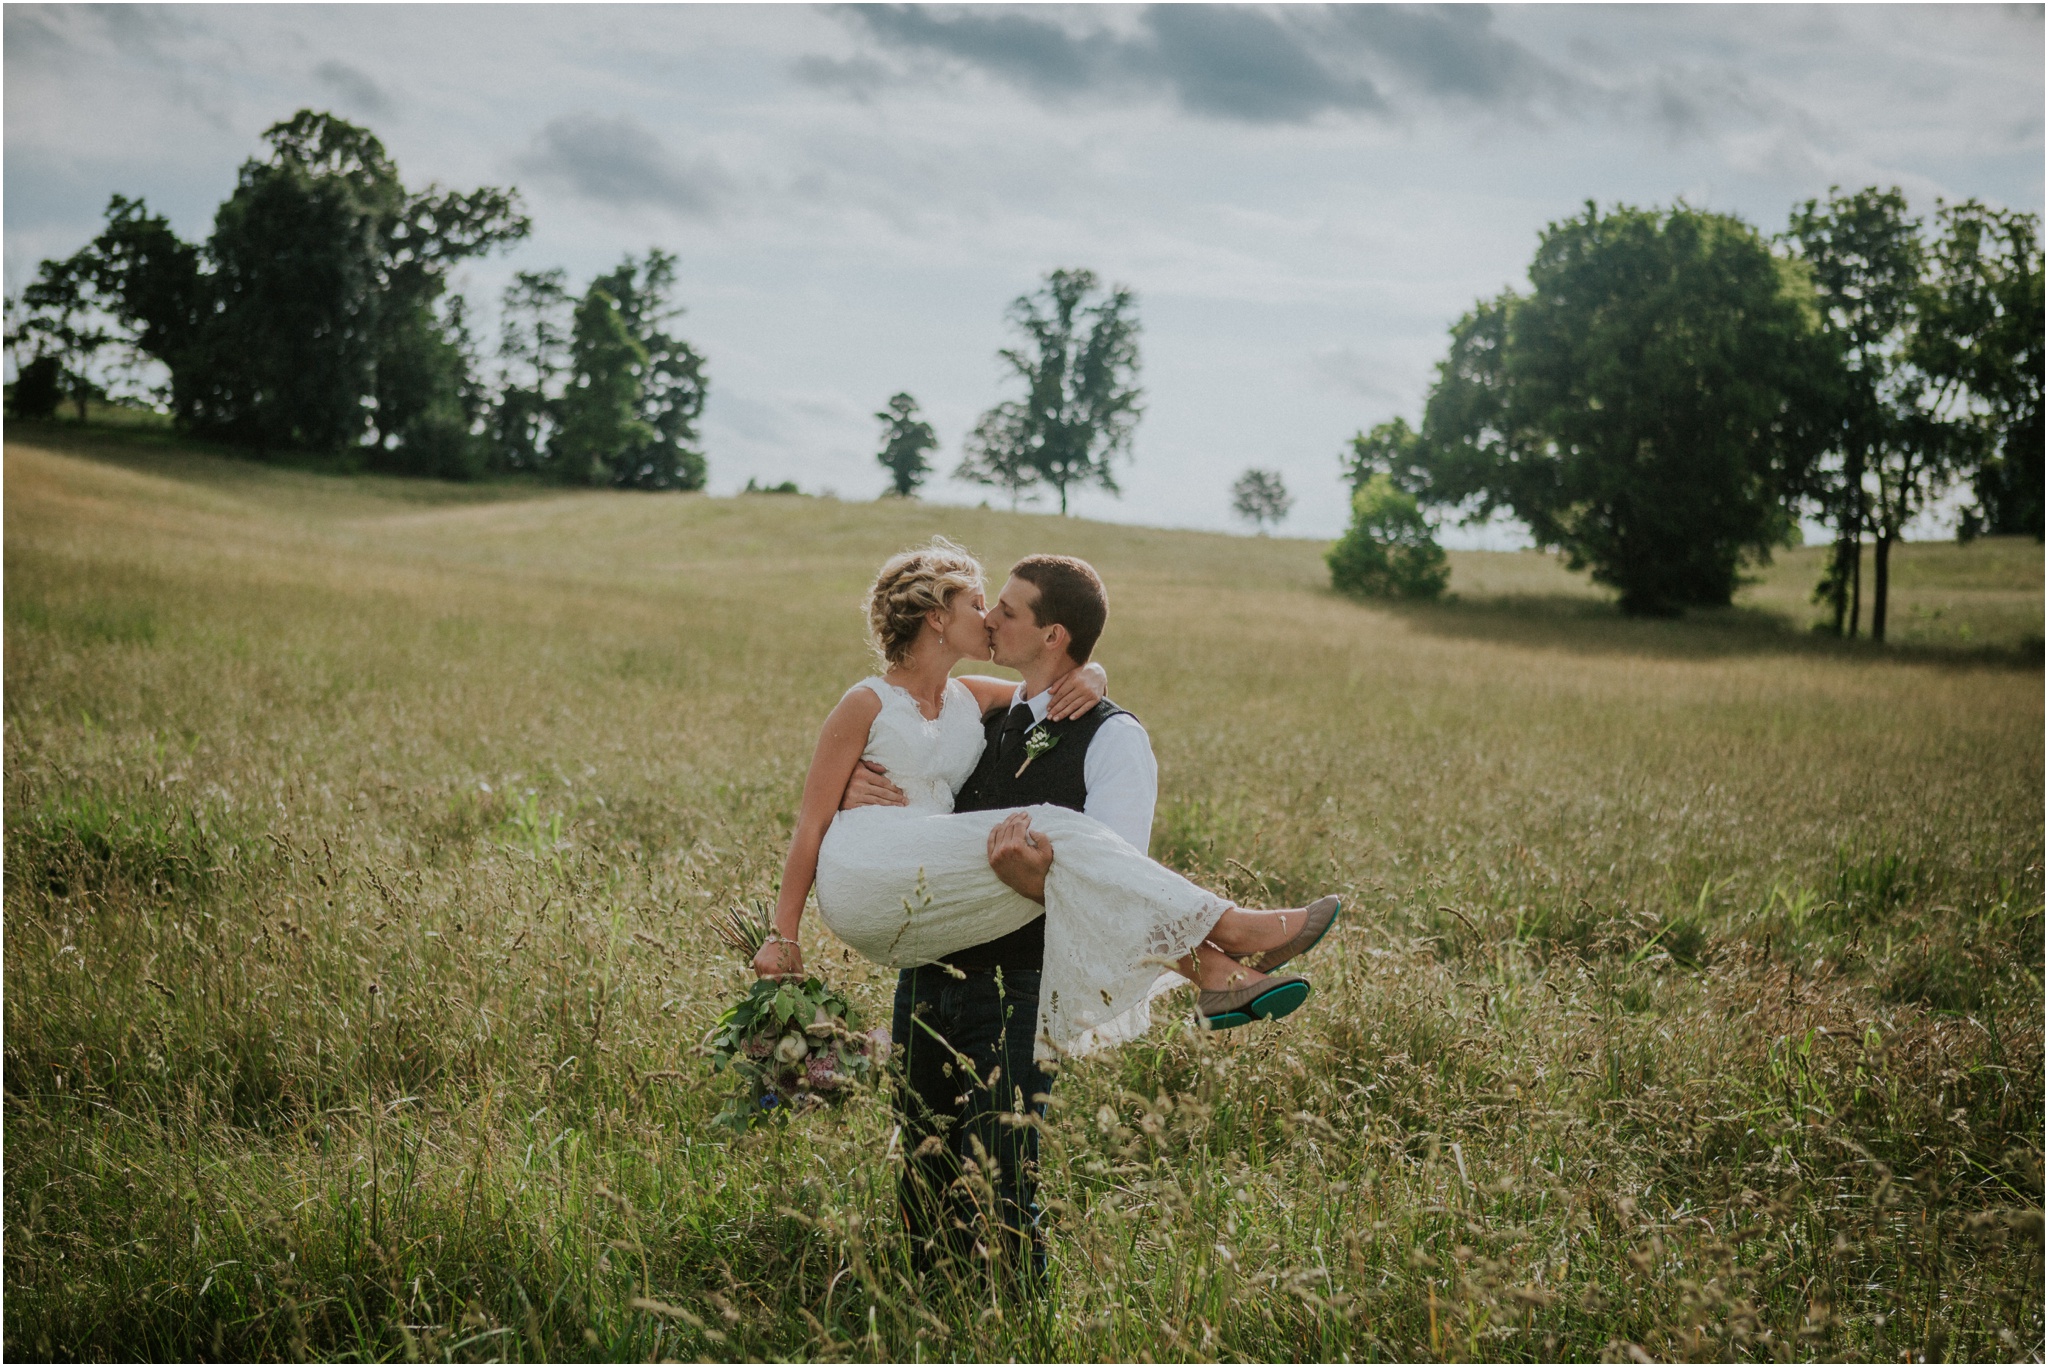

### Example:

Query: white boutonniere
xmin=1015 ymin=724 xmax=1060 ymax=777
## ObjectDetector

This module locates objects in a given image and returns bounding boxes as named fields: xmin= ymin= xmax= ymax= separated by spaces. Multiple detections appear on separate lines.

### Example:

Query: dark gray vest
xmin=941 ymin=697 xmax=1131 ymax=973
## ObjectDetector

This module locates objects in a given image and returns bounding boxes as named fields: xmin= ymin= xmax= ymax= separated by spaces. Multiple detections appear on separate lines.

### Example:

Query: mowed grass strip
xmin=5 ymin=429 xmax=2042 ymax=1363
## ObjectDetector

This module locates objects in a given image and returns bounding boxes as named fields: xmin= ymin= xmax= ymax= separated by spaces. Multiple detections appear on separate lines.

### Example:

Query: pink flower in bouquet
xmin=867 ymin=1026 xmax=892 ymax=1064
xmin=742 ymin=1034 xmax=773 ymax=1060
xmin=805 ymin=1055 xmax=843 ymax=1091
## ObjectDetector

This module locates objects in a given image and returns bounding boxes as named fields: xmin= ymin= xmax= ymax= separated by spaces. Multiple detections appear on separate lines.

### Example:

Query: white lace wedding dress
xmin=815 ymin=677 xmax=1230 ymax=1061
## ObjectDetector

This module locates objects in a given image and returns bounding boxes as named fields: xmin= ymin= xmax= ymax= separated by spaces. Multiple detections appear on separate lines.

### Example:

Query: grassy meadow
xmin=5 ymin=422 xmax=2042 ymax=1362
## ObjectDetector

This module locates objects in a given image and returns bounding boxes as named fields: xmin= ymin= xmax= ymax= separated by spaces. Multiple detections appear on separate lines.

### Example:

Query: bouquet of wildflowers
xmin=704 ymin=903 xmax=888 ymax=1131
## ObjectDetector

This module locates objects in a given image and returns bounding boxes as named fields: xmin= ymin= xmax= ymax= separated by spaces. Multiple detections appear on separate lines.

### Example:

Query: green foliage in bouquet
xmin=704 ymin=905 xmax=886 ymax=1131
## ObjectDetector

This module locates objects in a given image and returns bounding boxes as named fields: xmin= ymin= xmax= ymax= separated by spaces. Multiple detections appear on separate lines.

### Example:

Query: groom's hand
xmin=840 ymin=759 xmax=907 ymax=810
xmin=988 ymin=812 xmax=1053 ymax=903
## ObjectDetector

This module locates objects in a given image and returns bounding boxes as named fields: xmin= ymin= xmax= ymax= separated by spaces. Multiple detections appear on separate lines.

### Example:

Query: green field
xmin=6 ymin=424 xmax=2042 ymax=1362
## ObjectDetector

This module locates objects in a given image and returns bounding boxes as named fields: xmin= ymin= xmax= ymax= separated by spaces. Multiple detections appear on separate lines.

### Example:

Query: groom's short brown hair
xmin=1011 ymin=555 xmax=1108 ymax=664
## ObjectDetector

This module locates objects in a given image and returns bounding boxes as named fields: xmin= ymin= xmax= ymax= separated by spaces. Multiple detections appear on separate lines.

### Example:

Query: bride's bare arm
xmin=953 ymin=660 xmax=1107 ymax=721
xmin=756 ymin=688 xmax=882 ymax=978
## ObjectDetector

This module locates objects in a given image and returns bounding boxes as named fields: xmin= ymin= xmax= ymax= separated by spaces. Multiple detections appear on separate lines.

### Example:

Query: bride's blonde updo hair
xmin=865 ymin=537 xmax=985 ymax=667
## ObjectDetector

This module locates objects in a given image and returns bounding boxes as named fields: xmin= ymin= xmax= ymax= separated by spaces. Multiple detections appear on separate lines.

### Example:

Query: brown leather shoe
xmin=1249 ymin=896 xmax=1341 ymax=972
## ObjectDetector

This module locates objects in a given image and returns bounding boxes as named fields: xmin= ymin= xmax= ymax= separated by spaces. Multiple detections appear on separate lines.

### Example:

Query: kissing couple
xmin=751 ymin=537 xmax=1342 ymax=1279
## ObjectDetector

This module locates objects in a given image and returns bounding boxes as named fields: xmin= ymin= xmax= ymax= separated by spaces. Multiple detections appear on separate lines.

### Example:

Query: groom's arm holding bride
xmin=754 ymin=661 xmax=1111 ymax=979
xmin=840 ymin=664 xmax=1159 ymax=906
xmin=981 ymin=710 xmax=1159 ymax=903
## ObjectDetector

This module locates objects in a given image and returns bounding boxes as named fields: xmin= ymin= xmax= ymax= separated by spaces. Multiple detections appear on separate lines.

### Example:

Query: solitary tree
xmin=875 ymin=392 xmax=938 ymax=497
xmin=956 ymin=268 xmax=1142 ymax=514
xmin=1230 ymin=468 xmax=1293 ymax=532
xmin=1419 ymin=202 xmax=1833 ymax=616
xmin=957 ymin=401 xmax=1042 ymax=508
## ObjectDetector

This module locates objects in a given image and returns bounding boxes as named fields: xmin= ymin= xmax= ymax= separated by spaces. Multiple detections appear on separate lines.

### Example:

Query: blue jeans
xmin=892 ymin=965 xmax=1051 ymax=1290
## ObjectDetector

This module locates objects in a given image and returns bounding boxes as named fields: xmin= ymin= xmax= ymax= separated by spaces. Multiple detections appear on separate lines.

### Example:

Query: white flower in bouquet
xmin=774 ymin=1033 xmax=810 ymax=1064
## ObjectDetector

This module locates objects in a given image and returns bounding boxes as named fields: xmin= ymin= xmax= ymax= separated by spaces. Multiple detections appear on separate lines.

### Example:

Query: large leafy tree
xmin=497 ymin=252 xmax=707 ymax=490
xmin=1916 ymin=200 xmax=2044 ymax=543
xmin=583 ymin=251 xmax=707 ymax=490
xmin=78 ymin=195 xmax=209 ymax=411
xmin=5 ymin=253 xmax=111 ymax=422
xmin=70 ymin=111 xmax=526 ymax=470
xmin=555 ymin=286 xmax=655 ymax=486
xmin=957 ymin=268 xmax=1141 ymax=514
xmin=1786 ymin=188 xmax=1937 ymax=640
xmin=1418 ymin=203 xmax=1834 ymax=617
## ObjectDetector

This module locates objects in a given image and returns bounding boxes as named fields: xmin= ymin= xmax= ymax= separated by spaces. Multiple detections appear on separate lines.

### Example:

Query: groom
xmin=839 ymin=552 xmax=1155 ymax=1288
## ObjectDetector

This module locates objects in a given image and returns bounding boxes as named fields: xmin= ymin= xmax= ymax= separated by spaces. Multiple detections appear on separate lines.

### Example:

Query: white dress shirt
xmin=1013 ymin=683 xmax=1159 ymax=852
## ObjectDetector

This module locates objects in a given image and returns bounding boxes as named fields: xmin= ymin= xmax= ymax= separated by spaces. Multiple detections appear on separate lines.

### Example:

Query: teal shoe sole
xmin=1202 ymin=980 xmax=1312 ymax=1031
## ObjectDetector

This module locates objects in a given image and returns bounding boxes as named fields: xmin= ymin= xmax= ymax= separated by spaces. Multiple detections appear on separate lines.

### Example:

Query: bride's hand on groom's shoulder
xmin=1045 ymin=661 xmax=1108 ymax=721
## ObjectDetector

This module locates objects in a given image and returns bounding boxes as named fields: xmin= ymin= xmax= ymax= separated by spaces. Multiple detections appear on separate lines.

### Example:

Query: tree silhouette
xmin=1916 ymin=200 xmax=2044 ymax=542
xmin=874 ymin=392 xmax=938 ymax=497
xmin=957 ymin=268 xmax=1141 ymax=514
xmin=6 ymin=255 xmax=110 ymax=422
xmin=1230 ymin=468 xmax=1293 ymax=532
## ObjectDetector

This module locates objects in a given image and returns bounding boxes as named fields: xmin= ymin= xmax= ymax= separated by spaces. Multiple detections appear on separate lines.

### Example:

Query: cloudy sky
xmin=7 ymin=4 xmax=2042 ymax=540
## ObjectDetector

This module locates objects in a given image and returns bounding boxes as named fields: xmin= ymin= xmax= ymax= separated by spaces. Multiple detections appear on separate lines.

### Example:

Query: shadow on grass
xmin=1379 ymin=590 xmax=2044 ymax=670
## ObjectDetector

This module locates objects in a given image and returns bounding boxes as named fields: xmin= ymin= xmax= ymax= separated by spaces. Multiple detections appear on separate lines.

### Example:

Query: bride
xmin=751 ymin=538 xmax=1341 ymax=1061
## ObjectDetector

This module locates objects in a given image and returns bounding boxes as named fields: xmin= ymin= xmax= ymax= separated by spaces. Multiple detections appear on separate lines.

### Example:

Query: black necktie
xmin=997 ymin=703 xmax=1035 ymax=764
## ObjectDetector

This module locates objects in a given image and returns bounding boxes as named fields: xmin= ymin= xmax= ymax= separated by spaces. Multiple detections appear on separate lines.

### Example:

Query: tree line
xmin=13 ymin=112 xmax=2032 ymax=622
xmin=7 ymin=111 xmax=708 ymax=489
xmin=1336 ymin=191 xmax=2041 ymax=636
xmin=8 ymin=109 xmax=1155 ymax=513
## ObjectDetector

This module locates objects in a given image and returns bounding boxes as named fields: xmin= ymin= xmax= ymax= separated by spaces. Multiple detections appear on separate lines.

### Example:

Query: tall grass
xmin=6 ymin=429 xmax=2042 ymax=1361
